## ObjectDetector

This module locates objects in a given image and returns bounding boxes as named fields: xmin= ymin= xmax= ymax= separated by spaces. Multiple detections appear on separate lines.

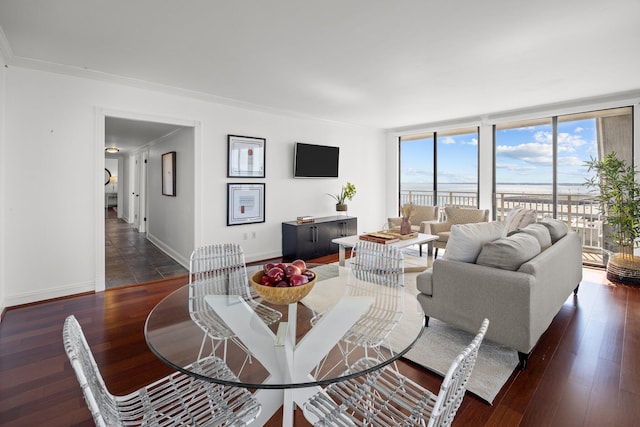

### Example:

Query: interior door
xmin=133 ymin=154 xmax=141 ymax=230
xmin=138 ymin=150 xmax=148 ymax=233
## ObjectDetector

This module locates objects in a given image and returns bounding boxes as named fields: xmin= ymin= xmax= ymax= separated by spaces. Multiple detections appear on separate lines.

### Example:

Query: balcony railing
xmin=400 ymin=189 xmax=603 ymax=263
xmin=400 ymin=190 xmax=478 ymax=211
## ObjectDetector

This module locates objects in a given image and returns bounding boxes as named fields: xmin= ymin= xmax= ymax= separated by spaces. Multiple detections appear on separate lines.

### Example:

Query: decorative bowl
xmin=249 ymin=270 xmax=317 ymax=305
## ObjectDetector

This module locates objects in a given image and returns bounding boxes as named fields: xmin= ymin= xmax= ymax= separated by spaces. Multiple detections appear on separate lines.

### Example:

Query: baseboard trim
xmin=146 ymin=233 xmax=189 ymax=269
xmin=245 ymin=250 xmax=285 ymax=264
xmin=4 ymin=280 xmax=95 ymax=308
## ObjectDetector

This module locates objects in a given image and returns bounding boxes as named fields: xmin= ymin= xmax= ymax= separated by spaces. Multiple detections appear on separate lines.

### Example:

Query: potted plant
xmin=585 ymin=152 xmax=640 ymax=284
xmin=327 ymin=182 xmax=356 ymax=212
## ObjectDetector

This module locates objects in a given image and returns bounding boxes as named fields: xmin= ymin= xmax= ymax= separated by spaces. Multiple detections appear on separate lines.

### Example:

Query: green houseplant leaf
xmin=585 ymin=152 xmax=640 ymax=258
xmin=327 ymin=182 xmax=357 ymax=205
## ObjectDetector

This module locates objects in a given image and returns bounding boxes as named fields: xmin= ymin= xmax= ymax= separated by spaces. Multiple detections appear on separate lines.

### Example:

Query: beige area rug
xmin=303 ymin=265 xmax=519 ymax=404
xmin=403 ymin=252 xmax=432 ymax=272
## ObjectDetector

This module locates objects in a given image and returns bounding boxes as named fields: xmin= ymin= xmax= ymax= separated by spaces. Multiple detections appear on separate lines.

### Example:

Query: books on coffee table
xmin=359 ymin=232 xmax=399 ymax=244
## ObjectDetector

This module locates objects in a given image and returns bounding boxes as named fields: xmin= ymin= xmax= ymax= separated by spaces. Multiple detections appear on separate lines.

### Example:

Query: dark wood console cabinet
xmin=282 ymin=216 xmax=357 ymax=260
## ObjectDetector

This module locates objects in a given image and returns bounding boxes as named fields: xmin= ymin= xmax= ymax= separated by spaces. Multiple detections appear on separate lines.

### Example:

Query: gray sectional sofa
xmin=416 ymin=218 xmax=583 ymax=369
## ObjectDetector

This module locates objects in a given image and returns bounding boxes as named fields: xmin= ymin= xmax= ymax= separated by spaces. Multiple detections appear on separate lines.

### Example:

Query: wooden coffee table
xmin=332 ymin=233 xmax=438 ymax=266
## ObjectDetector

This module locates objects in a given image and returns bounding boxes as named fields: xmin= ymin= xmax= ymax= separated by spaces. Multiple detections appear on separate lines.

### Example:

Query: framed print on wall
xmin=227 ymin=183 xmax=265 ymax=225
xmin=162 ymin=151 xmax=177 ymax=196
xmin=227 ymin=135 xmax=265 ymax=178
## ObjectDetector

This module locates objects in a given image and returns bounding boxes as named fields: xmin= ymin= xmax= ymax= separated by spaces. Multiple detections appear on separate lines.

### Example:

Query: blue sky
xmin=400 ymin=118 xmax=597 ymax=187
xmin=496 ymin=118 xmax=596 ymax=184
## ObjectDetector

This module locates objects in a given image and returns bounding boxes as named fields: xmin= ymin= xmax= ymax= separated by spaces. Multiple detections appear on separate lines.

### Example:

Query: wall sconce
xmin=105 ymin=146 xmax=119 ymax=153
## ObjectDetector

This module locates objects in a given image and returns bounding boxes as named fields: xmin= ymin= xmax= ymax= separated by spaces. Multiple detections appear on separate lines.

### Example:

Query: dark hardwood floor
xmin=105 ymin=208 xmax=188 ymax=288
xmin=1 ymin=255 xmax=639 ymax=425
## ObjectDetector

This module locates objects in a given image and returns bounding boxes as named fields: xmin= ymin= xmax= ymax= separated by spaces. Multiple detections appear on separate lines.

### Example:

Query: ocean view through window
xmin=399 ymin=107 xmax=633 ymax=267
xmin=400 ymin=127 xmax=478 ymax=209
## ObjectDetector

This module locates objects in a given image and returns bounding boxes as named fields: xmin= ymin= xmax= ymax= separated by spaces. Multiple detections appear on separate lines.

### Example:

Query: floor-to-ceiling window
xmin=494 ymin=107 xmax=633 ymax=266
xmin=399 ymin=133 xmax=435 ymax=207
xmin=494 ymin=118 xmax=554 ymax=220
xmin=399 ymin=127 xmax=479 ymax=213
xmin=436 ymin=128 xmax=479 ymax=209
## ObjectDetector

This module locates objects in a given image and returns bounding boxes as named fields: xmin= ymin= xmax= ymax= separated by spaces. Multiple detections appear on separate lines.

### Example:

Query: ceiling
xmin=105 ymin=117 xmax=184 ymax=154
xmin=1 ymin=0 xmax=639 ymax=134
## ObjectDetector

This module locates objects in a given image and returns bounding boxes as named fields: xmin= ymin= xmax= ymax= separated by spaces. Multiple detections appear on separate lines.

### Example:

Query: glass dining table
xmin=145 ymin=264 xmax=424 ymax=426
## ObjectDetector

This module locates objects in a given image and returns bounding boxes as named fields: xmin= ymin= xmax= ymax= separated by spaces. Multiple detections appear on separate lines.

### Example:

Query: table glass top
xmin=144 ymin=264 xmax=424 ymax=389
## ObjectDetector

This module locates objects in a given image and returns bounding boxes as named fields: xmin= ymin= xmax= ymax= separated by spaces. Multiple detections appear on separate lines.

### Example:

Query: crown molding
xmin=6 ymin=54 xmax=378 ymax=130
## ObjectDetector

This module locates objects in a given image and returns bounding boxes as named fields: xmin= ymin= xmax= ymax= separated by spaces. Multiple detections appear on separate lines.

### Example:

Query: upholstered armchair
xmin=430 ymin=206 xmax=490 ymax=258
xmin=388 ymin=205 xmax=439 ymax=234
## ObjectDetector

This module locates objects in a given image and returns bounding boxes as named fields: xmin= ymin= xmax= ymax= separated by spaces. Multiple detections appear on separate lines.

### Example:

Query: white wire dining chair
xmin=303 ymin=318 xmax=490 ymax=427
xmin=189 ymin=243 xmax=282 ymax=364
xmin=63 ymin=315 xmax=261 ymax=427
xmin=312 ymin=240 xmax=405 ymax=375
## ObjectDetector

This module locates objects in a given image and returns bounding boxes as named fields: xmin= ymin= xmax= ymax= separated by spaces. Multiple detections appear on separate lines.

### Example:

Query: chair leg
xmin=574 ymin=284 xmax=580 ymax=295
xmin=518 ymin=351 xmax=529 ymax=370
xmin=424 ymin=315 xmax=430 ymax=327
xmin=434 ymin=248 xmax=439 ymax=259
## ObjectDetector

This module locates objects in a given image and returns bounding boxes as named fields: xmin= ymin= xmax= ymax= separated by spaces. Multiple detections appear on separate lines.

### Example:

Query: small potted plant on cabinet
xmin=328 ymin=182 xmax=356 ymax=212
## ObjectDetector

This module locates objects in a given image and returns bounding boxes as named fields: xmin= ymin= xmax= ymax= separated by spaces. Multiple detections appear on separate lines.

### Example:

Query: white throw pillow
xmin=443 ymin=221 xmax=505 ymax=263
xmin=503 ymin=206 xmax=537 ymax=233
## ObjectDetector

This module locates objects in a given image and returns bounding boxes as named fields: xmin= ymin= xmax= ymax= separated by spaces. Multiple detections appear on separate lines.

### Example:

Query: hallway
xmin=105 ymin=208 xmax=188 ymax=288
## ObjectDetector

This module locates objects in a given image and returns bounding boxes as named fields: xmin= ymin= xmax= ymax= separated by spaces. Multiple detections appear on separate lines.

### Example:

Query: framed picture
xmin=227 ymin=183 xmax=265 ymax=226
xmin=162 ymin=151 xmax=177 ymax=196
xmin=227 ymin=135 xmax=265 ymax=178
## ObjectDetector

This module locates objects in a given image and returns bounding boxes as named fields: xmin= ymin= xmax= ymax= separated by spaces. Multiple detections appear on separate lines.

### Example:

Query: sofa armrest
xmin=418 ymin=258 xmax=535 ymax=353
xmin=429 ymin=258 xmax=533 ymax=305
xmin=419 ymin=220 xmax=439 ymax=234
xmin=517 ymin=232 xmax=583 ymax=335
xmin=429 ymin=221 xmax=451 ymax=234
xmin=416 ymin=268 xmax=433 ymax=295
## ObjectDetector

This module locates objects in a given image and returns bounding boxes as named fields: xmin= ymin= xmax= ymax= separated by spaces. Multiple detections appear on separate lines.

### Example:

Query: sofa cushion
xmin=509 ymin=223 xmax=552 ymax=250
xmin=504 ymin=206 xmax=537 ymax=233
xmin=442 ymin=221 xmax=505 ymax=263
xmin=476 ymin=233 xmax=541 ymax=271
xmin=539 ymin=218 xmax=568 ymax=243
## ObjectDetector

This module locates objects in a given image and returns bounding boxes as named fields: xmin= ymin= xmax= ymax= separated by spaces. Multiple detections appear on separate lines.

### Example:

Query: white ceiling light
xmin=105 ymin=146 xmax=119 ymax=153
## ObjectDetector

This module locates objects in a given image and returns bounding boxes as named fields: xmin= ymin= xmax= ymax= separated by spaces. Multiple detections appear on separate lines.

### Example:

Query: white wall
xmin=147 ymin=127 xmax=195 ymax=266
xmin=0 ymin=51 xmax=6 ymax=318
xmin=2 ymin=66 xmax=386 ymax=306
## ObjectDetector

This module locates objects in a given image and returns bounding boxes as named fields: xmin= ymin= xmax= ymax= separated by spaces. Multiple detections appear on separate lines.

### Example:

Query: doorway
xmin=97 ymin=110 xmax=200 ymax=290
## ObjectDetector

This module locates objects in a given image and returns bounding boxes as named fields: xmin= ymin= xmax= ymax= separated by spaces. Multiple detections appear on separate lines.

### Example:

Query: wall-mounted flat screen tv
xmin=293 ymin=142 xmax=339 ymax=178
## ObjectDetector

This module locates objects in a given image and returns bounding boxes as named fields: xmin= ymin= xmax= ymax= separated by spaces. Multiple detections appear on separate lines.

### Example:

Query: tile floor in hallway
xmin=105 ymin=208 xmax=188 ymax=288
